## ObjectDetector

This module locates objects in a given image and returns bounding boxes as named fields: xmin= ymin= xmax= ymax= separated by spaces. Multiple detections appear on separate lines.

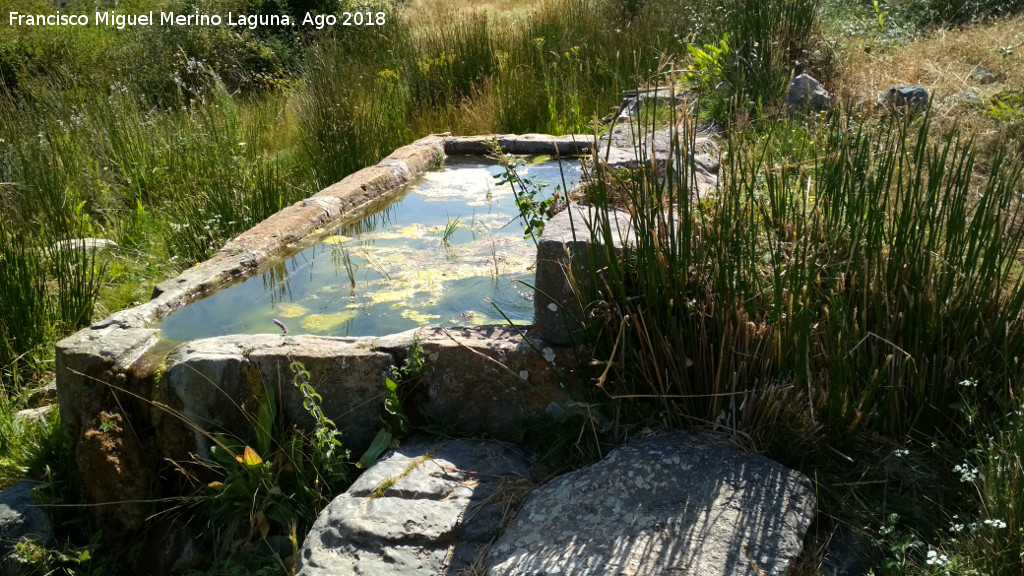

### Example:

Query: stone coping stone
xmin=488 ymin=431 xmax=816 ymax=576
xmin=444 ymin=134 xmax=593 ymax=156
xmin=299 ymin=436 xmax=532 ymax=576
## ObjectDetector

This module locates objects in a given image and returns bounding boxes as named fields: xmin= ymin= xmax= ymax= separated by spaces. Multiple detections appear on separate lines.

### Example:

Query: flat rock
xmin=487 ymin=431 xmax=815 ymax=576
xmin=298 ymin=437 xmax=532 ymax=576
xmin=954 ymin=88 xmax=983 ymax=106
xmin=596 ymin=124 xmax=718 ymax=196
xmin=13 ymin=405 xmax=54 ymax=424
xmin=49 ymin=238 xmax=118 ymax=254
xmin=1 ymin=481 xmax=53 ymax=576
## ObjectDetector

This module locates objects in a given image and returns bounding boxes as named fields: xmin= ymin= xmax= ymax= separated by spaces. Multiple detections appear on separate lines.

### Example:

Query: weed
xmin=442 ymin=214 xmax=461 ymax=246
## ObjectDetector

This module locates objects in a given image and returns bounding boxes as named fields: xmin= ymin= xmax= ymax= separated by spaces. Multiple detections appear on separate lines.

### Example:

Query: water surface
xmin=158 ymin=156 xmax=581 ymax=340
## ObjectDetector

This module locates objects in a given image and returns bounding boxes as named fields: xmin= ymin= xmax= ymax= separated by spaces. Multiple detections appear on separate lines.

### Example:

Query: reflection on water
xmin=158 ymin=156 xmax=582 ymax=340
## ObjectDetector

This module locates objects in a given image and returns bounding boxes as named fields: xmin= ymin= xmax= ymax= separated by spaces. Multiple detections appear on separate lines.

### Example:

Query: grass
xmin=573 ymin=73 xmax=1024 ymax=572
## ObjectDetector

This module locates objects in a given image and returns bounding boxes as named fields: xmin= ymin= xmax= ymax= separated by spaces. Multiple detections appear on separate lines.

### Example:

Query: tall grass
xmin=583 ymin=103 xmax=1024 ymax=444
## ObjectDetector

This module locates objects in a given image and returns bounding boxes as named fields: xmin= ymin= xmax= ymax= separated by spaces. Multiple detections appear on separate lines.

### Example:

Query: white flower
xmin=983 ymin=519 xmax=1007 ymax=529
xmin=953 ymin=462 xmax=979 ymax=483
xmin=959 ymin=378 xmax=977 ymax=387
xmin=926 ymin=550 xmax=949 ymax=566
xmin=891 ymin=448 xmax=910 ymax=457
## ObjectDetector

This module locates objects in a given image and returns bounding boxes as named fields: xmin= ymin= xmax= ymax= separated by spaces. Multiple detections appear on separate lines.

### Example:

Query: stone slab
xmin=299 ymin=437 xmax=532 ymax=576
xmin=488 ymin=431 xmax=815 ymax=576
xmin=533 ymin=204 xmax=632 ymax=345
xmin=445 ymin=134 xmax=592 ymax=156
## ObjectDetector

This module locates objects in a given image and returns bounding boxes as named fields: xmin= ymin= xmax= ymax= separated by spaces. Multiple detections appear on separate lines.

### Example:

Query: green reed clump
xmin=583 ymin=103 xmax=1024 ymax=445
xmin=0 ymin=222 xmax=51 ymax=380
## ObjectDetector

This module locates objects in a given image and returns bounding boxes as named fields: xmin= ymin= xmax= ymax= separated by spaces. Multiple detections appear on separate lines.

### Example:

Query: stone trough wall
xmin=54 ymin=132 xmax=607 ymax=537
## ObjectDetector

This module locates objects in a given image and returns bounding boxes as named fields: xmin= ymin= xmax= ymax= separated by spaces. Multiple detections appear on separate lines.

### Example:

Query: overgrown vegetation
xmin=2 ymin=0 xmax=1024 ymax=573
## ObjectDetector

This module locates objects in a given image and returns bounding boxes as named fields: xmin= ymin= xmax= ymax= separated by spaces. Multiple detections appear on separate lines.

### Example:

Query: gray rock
xmin=48 ymin=238 xmax=118 ymax=255
xmin=968 ymin=64 xmax=998 ymax=85
xmin=881 ymin=86 xmax=929 ymax=112
xmin=487 ymin=431 xmax=816 ymax=576
xmin=611 ymin=86 xmax=691 ymax=123
xmin=298 ymin=437 xmax=532 ymax=576
xmin=785 ymin=73 xmax=833 ymax=114
xmin=0 ymin=481 xmax=53 ymax=576
xmin=390 ymin=326 xmax=575 ymax=438
xmin=13 ymin=405 xmax=54 ymax=425
xmin=596 ymin=124 xmax=719 ymax=196
xmin=954 ymin=88 xmax=984 ymax=106
xmin=533 ymin=204 xmax=632 ymax=345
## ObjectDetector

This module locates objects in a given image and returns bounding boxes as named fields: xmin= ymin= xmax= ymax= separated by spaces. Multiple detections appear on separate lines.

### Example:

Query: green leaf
xmin=356 ymin=428 xmax=393 ymax=469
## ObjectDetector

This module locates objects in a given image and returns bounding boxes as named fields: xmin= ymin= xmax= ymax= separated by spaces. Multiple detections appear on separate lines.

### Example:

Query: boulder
xmin=785 ymin=73 xmax=833 ymax=114
xmin=954 ymin=88 xmax=983 ymax=106
xmin=881 ymin=86 xmax=929 ymax=112
xmin=298 ymin=437 xmax=532 ymax=576
xmin=968 ymin=64 xmax=998 ymax=84
xmin=0 ymin=481 xmax=53 ymax=576
xmin=487 ymin=431 xmax=816 ymax=576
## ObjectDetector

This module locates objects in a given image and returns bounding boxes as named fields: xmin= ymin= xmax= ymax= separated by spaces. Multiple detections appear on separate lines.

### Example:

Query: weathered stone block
xmin=161 ymin=335 xmax=394 ymax=460
xmin=533 ymin=204 xmax=632 ymax=345
xmin=372 ymin=327 xmax=576 ymax=438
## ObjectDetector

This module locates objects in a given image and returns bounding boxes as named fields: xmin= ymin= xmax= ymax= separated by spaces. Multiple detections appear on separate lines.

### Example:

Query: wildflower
xmin=891 ymin=448 xmax=910 ymax=457
xmin=953 ymin=462 xmax=979 ymax=483
xmin=959 ymin=378 xmax=977 ymax=387
xmin=926 ymin=550 xmax=949 ymax=566
xmin=983 ymin=519 xmax=1007 ymax=529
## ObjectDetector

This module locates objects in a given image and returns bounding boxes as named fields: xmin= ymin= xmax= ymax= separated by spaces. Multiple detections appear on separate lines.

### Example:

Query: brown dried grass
xmin=837 ymin=12 xmax=1024 ymax=163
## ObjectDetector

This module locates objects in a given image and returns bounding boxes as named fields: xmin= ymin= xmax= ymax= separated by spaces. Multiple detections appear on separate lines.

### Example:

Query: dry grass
xmin=840 ymin=13 xmax=1024 ymax=100
xmin=836 ymin=12 xmax=1024 ymax=163
xmin=398 ymin=0 xmax=546 ymax=31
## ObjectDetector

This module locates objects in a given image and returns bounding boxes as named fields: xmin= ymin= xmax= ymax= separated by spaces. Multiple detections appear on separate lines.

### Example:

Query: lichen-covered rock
xmin=0 ymin=482 xmax=52 ymax=576
xmin=968 ymin=64 xmax=998 ymax=84
xmin=299 ymin=437 xmax=532 ymax=576
xmin=487 ymin=431 xmax=816 ymax=576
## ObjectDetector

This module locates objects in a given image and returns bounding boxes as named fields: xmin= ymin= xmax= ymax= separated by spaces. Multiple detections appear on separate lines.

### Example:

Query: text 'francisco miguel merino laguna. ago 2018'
xmin=8 ymin=11 xmax=387 ymax=29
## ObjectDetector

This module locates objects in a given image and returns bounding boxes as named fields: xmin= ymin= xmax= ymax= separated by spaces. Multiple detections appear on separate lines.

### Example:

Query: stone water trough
xmin=54 ymin=133 xmax=621 ymax=533
xmin=53 ymin=128 xmax=815 ymax=575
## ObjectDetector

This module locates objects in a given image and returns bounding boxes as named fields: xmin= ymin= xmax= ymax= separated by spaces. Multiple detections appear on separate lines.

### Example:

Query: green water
xmin=157 ymin=156 xmax=581 ymax=340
